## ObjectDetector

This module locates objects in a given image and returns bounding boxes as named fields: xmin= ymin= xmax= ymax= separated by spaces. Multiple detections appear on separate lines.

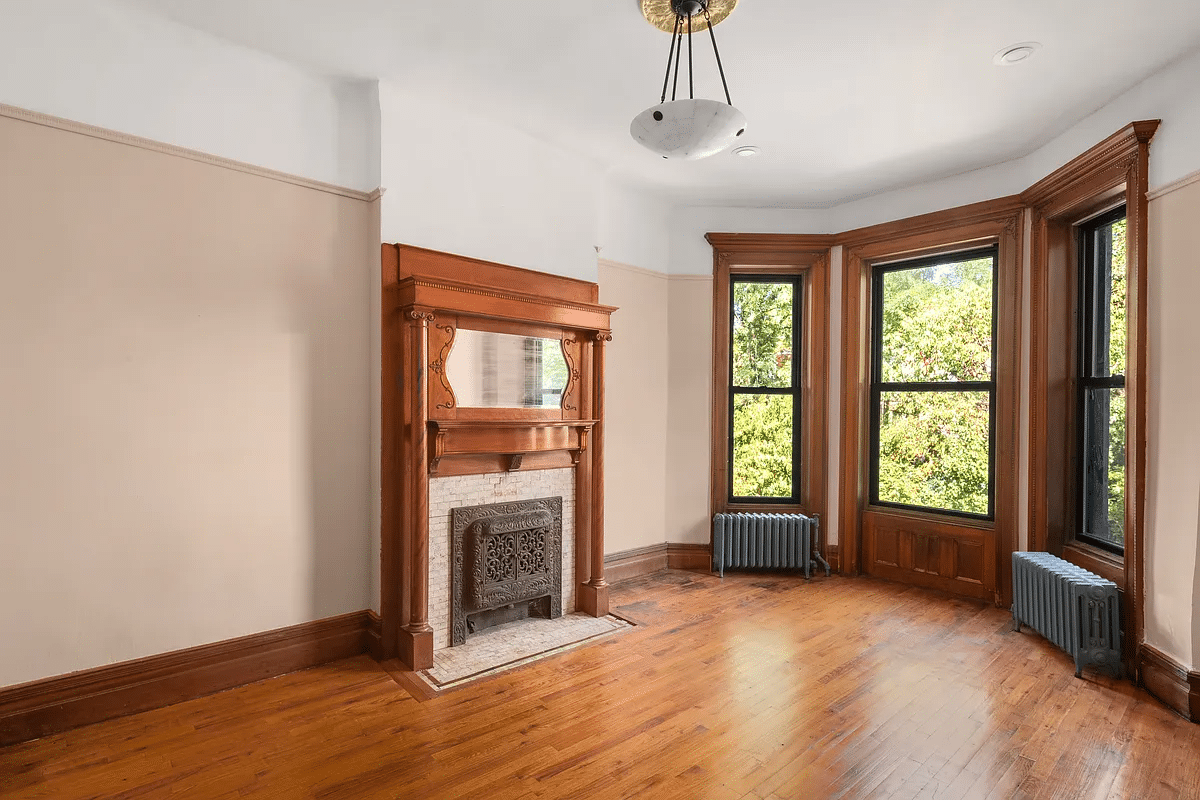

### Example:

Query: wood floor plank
xmin=2 ymin=571 xmax=1197 ymax=800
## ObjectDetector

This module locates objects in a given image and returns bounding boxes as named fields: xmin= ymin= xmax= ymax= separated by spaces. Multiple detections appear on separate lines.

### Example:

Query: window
xmin=869 ymin=247 xmax=998 ymax=518
xmin=707 ymin=236 xmax=829 ymax=520
xmin=1076 ymin=207 xmax=1127 ymax=554
xmin=729 ymin=276 xmax=801 ymax=502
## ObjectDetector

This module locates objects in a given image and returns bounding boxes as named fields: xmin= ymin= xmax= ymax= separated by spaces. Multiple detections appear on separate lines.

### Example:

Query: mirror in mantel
xmin=445 ymin=329 xmax=569 ymax=409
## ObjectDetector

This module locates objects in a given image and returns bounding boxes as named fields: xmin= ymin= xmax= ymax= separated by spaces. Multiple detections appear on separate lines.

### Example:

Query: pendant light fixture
xmin=630 ymin=0 xmax=745 ymax=160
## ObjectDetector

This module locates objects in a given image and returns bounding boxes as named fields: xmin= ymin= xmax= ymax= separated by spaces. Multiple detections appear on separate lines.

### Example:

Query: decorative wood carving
xmin=561 ymin=336 xmax=580 ymax=413
xmin=380 ymin=243 xmax=615 ymax=670
xmin=429 ymin=320 xmax=457 ymax=414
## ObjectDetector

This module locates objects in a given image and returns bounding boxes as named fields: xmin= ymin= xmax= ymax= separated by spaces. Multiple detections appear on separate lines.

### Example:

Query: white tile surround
xmin=428 ymin=468 xmax=576 ymax=651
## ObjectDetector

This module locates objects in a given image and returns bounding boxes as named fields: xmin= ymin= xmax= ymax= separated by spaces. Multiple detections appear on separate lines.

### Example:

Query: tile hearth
xmin=419 ymin=612 xmax=632 ymax=689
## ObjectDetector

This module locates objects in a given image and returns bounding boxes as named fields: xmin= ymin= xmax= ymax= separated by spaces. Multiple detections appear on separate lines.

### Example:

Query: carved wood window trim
xmin=1023 ymin=120 xmax=1158 ymax=664
xmin=706 ymin=235 xmax=832 ymax=520
xmin=838 ymin=201 xmax=1023 ymax=604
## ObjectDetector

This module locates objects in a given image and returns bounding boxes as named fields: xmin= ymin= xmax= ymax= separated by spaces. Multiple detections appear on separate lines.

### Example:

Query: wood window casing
xmin=1023 ymin=121 xmax=1158 ymax=665
xmin=868 ymin=245 xmax=1000 ymax=521
xmin=707 ymin=234 xmax=833 ymax=520
xmin=839 ymin=199 xmax=1024 ymax=604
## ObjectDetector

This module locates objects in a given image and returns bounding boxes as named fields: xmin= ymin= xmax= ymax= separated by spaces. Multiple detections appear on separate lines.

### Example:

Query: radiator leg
xmin=1012 ymin=611 xmax=1021 ymax=632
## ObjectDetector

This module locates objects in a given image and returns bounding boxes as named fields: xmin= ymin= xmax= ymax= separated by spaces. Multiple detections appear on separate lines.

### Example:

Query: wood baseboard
xmin=0 ymin=610 xmax=375 ymax=747
xmin=1138 ymin=643 xmax=1200 ymax=722
xmin=605 ymin=543 xmax=669 ymax=584
xmin=606 ymin=543 xmax=714 ymax=584
xmin=667 ymin=543 xmax=712 ymax=571
xmin=826 ymin=544 xmax=841 ymax=573
xmin=366 ymin=610 xmax=383 ymax=662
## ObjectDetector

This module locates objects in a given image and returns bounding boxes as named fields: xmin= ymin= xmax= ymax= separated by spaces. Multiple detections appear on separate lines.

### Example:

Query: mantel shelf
xmin=427 ymin=419 xmax=597 ymax=474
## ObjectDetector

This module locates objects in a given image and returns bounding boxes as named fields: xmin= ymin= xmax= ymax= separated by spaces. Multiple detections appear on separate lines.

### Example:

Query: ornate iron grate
xmin=450 ymin=496 xmax=562 ymax=646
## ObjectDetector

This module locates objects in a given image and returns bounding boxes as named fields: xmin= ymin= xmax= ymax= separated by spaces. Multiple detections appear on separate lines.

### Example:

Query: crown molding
xmin=0 ymin=102 xmax=378 ymax=203
xmin=705 ymin=232 xmax=837 ymax=251
xmin=837 ymin=195 xmax=1024 ymax=249
xmin=1023 ymin=120 xmax=1160 ymax=209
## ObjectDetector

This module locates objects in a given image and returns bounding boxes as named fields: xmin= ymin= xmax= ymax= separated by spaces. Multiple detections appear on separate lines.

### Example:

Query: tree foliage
xmin=731 ymin=282 xmax=794 ymax=497
xmin=1105 ymin=218 xmax=1127 ymax=543
xmin=875 ymin=259 xmax=993 ymax=514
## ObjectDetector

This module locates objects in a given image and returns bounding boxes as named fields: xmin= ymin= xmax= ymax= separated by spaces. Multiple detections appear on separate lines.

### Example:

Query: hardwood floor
xmin=3 ymin=571 xmax=1197 ymax=799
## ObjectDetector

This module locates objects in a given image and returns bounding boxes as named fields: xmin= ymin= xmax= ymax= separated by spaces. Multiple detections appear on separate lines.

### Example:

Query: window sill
xmin=865 ymin=504 xmax=994 ymax=531
xmin=723 ymin=501 xmax=812 ymax=516
xmin=1062 ymin=541 xmax=1125 ymax=588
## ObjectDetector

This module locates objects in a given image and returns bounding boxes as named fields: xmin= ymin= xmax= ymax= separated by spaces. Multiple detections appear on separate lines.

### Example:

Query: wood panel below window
xmin=863 ymin=510 xmax=996 ymax=602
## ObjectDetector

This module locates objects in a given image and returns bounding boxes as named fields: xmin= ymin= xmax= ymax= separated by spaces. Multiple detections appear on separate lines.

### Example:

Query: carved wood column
xmin=399 ymin=309 xmax=434 ymax=670
xmin=579 ymin=331 xmax=611 ymax=617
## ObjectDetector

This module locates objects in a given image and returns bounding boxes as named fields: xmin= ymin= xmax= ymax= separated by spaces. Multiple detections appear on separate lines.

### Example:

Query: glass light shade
xmin=630 ymin=98 xmax=747 ymax=160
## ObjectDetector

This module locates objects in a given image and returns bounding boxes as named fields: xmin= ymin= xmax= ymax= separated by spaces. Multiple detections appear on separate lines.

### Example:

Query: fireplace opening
xmin=450 ymin=496 xmax=563 ymax=646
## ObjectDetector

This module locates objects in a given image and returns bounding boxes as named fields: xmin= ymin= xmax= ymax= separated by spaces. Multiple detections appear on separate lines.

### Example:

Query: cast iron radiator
xmin=1011 ymin=551 xmax=1121 ymax=678
xmin=712 ymin=513 xmax=830 ymax=579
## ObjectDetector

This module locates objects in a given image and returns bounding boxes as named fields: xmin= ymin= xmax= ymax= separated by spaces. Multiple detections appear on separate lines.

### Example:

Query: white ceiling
xmin=118 ymin=0 xmax=1200 ymax=208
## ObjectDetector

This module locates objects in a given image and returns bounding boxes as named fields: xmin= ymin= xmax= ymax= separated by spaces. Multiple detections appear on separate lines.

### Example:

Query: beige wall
xmin=599 ymin=261 xmax=670 ymax=553
xmin=665 ymin=276 xmax=714 ymax=546
xmin=0 ymin=113 xmax=376 ymax=687
xmin=1145 ymin=178 xmax=1200 ymax=669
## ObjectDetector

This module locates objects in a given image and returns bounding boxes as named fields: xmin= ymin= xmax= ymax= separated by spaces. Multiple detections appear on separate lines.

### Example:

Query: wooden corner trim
xmin=366 ymin=610 xmax=384 ymax=662
xmin=1137 ymin=643 xmax=1200 ymax=722
xmin=0 ymin=611 xmax=375 ymax=747
xmin=826 ymin=544 xmax=841 ymax=573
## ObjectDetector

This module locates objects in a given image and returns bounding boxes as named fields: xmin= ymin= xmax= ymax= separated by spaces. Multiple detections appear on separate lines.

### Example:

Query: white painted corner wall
xmin=377 ymin=83 xmax=677 ymax=284
xmin=0 ymin=0 xmax=380 ymax=192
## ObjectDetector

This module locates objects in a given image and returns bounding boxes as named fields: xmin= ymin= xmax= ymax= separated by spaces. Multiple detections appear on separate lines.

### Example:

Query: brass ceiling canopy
xmin=640 ymin=0 xmax=737 ymax=33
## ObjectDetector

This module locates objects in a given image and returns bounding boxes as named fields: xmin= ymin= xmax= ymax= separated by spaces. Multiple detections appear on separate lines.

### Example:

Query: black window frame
xmin=868 ymin=245 xmax=999 ymax=521
xmin=727 ymin=274 xmax=802 ymax=504
xmin=1075 ymin=205 xmax=1127 ymax=555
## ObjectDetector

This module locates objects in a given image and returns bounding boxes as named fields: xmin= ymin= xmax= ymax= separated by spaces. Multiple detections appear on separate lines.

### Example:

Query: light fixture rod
xmin=705 ymin=9 xmax=733 ymax=105
xmin=659 ymin=14 xmax=682 ymax=103
xmin=688 ymin=13 xmax=694 ymax=100
xmin=671 ymin=19 xmax=683 ymax=100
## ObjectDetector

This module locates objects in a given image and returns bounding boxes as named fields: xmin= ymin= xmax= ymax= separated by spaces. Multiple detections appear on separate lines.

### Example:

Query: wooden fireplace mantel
xmin=380 ymin=244 xmax=616 ymax=671
xmin=428 ymin=419 xmax=597 ymax=476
